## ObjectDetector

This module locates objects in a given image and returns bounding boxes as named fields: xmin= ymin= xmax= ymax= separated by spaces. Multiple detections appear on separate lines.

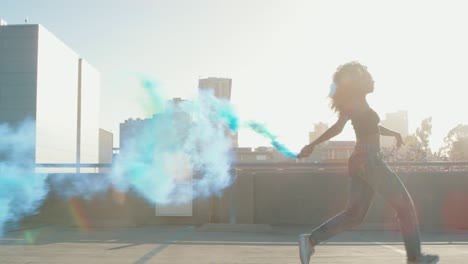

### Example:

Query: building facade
xmin=198 ymin=77 xmax=238 ymax=147
xmin=317 ymin=140 xmax=355 ymax=163
xmin=0 ymin=23 xmax=100 ymax=171
xmin=234 ymin=147 xmax=276 ymax=163
xmin=198 ymin=77 xmax=232 ymax=100
xmin=119 ymin=98 xmax=191 ymax=152
xmin=309 ymin=122 xmax=329 ymax=145
xmin=99 ymin=129 xmax=113 ymax=173
xmin=380 ymin=110 xmax=409 ymax=148
xmin=119 ymin=118 xmax=147 ymax=152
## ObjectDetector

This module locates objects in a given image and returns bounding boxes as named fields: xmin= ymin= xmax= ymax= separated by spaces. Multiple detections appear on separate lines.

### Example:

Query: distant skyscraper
xmin=198 ymin=77 xmax=237 ymax=147
xmin=119 ymin=98 xmax=192 ymax=152
xmin=380 ymin=110 xmax=409 ymax=148
xmin=0 ymin=23 xmax=100 ymax=171
xmin=304 ymin=122 xmax=355 ymax=163
xmin=309 ymin=122 xmax=329 ymax=145
xmin=98 ymin=129 xmax=113 ymax=173
xmin=198 ymin=77 xmax=232 ymax=100
xmin=118 ymin=97 xmax=193 ymax=217
xmin=119 ymin=118 xmax=147 ymax=151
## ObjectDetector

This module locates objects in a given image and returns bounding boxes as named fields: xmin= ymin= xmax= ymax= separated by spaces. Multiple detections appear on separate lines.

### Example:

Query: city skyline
xmin=2 ymin=0 xmax=467 ymax=152
xmin=1 ymin=4 xmax=467 ymax=262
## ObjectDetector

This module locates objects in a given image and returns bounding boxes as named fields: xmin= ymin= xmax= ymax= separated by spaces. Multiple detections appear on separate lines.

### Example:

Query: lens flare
xmin=23 ymin=229 xmax=41 ymax=244
xmin=68 ymin=197 xmax=91 ymax=233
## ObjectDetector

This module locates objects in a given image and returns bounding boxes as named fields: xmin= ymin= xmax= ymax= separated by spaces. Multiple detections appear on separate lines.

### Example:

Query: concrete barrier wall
xmin=24 ymin=170 xmax=468 ymax=231
xmin=229 ymin=170 xmax=468 ymax=231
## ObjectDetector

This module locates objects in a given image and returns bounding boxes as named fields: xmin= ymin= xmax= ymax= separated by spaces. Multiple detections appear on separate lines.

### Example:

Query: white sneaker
xmin=407 ymin=253 xmax=439 ymax=264
xmin=299 ymin=234 xmax=315 ymax=264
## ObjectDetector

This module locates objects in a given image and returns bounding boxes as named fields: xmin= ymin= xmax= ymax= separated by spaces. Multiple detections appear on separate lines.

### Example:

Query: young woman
xmin=297 ymin=62 xmax=439 ymax=264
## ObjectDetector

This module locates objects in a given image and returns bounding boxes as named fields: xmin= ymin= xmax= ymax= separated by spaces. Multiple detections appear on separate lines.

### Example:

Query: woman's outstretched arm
xmin=312 ymin=115 xmax=349 ymax=146
xmin=379 ymin=125 xmax=404 ymax=147
xmin=297 ymin=115 xmax=349 ymax=158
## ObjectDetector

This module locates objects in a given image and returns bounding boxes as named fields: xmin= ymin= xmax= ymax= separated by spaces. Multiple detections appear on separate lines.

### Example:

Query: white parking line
xmin=373 ymin=241 xmax=406 ymax=255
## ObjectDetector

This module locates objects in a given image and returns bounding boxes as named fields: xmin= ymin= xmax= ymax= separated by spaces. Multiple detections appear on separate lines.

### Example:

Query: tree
xmin=415 ymin=117 xmax=433 ymax=159
xmin=381 ymin=117 xmax=434 ymax=162
xmin=440 ymin=124 xmax=468 ymax=161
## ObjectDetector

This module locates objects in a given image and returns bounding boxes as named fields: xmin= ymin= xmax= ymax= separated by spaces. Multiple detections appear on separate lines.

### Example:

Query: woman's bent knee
xmin=345 ymin=209 xmax=367 ymax=227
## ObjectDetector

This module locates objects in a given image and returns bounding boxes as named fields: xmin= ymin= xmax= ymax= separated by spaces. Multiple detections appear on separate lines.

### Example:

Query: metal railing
xmin=35 ymin=161 xmax=468 ymax=173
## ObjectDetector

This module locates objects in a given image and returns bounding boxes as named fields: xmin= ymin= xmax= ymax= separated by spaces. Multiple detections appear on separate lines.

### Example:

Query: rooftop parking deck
xmin=1 ymin=225 xmax=467 ymax=263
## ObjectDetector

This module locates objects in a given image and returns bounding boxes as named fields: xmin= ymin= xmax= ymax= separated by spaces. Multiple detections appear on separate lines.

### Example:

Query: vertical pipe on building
xmin=76 ymin=59 xmax=82 ymax=174
xmin=229 ymin=168 xmax=238 ymax=224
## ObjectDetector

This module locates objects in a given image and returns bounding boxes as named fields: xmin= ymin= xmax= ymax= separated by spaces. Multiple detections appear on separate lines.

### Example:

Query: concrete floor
xmin=1 ymin=225 xmax=467 ymax=263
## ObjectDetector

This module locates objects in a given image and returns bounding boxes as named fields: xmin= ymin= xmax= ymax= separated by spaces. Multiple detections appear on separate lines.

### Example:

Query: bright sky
xmin=2 ymin=0 xmax=467 ymax=151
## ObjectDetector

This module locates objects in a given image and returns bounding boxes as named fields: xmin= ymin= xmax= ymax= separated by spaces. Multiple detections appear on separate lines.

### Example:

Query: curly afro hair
xmin=330 ymin=61 xmax=375 ymax=112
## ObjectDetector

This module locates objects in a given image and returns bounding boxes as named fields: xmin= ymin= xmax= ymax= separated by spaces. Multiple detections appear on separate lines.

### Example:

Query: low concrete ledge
xmin=197 ymin=223 xmax=273 ymax=232
xmin=69 ymin=219 xmax=138 ymax=228
xmin=4 ymin=223 xmax=51 ymax=233
xmin=352 ymin=222 xmax=399 ymax=231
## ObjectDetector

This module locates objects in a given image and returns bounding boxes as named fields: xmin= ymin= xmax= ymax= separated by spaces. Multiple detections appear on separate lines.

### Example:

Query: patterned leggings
xmin=309 ymin=145 xmax=422 ymax=259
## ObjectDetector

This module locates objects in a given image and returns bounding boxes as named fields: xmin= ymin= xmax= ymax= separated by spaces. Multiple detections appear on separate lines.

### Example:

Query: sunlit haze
xmin=2 ymin=0 xmax=467 ymax=151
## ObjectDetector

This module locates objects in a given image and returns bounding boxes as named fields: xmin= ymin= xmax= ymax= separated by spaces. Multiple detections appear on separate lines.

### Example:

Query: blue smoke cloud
xmin=0 ymin=79 xmax=297 ymax=236
xmin=111 ymin=89 xmax=236 ymax=204
xmin=111 ymin=81 xmax=296 ymax=205
xmin=0 ymin=119 xmax=48 ymax=236
xmin=111 ymin=81 xmax=297 ymax=205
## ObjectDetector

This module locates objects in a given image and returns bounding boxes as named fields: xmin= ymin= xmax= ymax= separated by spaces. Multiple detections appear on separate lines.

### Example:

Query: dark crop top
xmin=345 ymin=108 xmax=380 ymax=138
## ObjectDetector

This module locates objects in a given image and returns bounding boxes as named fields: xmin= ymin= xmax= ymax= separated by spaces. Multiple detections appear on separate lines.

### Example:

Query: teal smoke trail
xmin=141 ymin=78 xmax=166 ymax=114
xmin=245 ymin=121 xmax=298 ymax=158
xmin=194 ymin=89 xmax=296 ymax=158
